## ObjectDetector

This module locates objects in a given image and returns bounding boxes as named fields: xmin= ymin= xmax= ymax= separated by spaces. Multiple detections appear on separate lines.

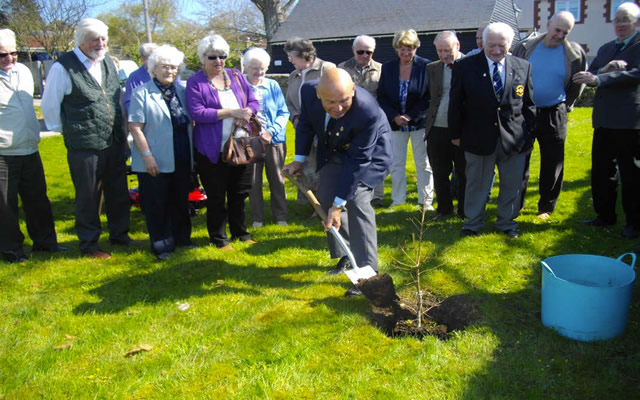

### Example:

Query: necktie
xmin=492 ymin=62 xmax=503 ymax=101
xmin=615 ymin=41 xmax=625 ymax=53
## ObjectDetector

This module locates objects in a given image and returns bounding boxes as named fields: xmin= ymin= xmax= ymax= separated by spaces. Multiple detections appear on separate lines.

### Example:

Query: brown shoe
xmin=219 ymin=244 xmax=234 ymax=251
xmin=243 ymin=239 xmax=257 ymax=245
xmin=85 ymin=250 xmax=111 ymax=259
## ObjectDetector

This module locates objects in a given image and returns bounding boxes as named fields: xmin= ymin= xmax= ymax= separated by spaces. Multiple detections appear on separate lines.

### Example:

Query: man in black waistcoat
xmin=41 ymin=18 xmax=131 ymax=259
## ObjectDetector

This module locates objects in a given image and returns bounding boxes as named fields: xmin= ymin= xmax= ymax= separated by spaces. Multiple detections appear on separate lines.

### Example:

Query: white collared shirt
xmin=41 ymin=47 xmax=105 ymax=132
xmin=485 ymin=55 xmax=505 ymax=88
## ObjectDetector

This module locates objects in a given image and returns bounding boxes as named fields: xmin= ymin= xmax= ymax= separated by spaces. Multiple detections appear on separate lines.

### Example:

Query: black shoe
xmin=431 ymin=212 xmax=452 ymax=222
xmin=371 ymin=198 xmax=384 ymax=208
xmin=583 ymin=216 xmax=615 ymax=227
xmin=155 ymin=252 xmax=171 ymax=260
xmin=2 ymin=250 xmax=28 ymax=263
xmin=32 ymin=244 xmax=69 ymax=252
xmin=110 ymin=237 xmax=133 ymax=246
xmin=345 ymin=286 xmax=363 ymax=297
xmin=502 ymin=229 xmax=520 ymax=238
xmin=461 ymin=228 xmax=478 ymax=237
xmin=327 ymin=256 xmax=350 ymax=275
xmin=623 ymin=225 xmax=640 ymax=239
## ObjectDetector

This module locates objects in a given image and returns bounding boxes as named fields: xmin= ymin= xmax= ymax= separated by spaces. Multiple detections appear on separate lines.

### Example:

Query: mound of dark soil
xmin=359 ymin=274 xmax=480 ymax=340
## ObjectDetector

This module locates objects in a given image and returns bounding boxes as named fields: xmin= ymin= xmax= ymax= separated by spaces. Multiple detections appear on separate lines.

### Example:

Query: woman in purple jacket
xmin=186 ymin=34 xmax=259 ymax=250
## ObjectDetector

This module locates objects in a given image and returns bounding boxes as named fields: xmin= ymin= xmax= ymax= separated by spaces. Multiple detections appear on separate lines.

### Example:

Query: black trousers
xmin=426 ymin=126 xmax=466 ymax=216
xmin=521 ymin=103 xmax=567 ymax=213
xmin=195 ymin=151 xmax=252 ymax=247
xmin=67 ymin=141 xmax=130 ymax=253
xmin=591 ymin=128 xmax=640 ymax=227
xmin=0 ymin=151 xmax=58 ymax=253
xmin=138 ymin=160 xmax=192 ymax=251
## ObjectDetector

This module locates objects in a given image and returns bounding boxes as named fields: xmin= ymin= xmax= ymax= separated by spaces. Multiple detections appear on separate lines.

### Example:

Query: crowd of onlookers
xmin=1 ymin=1 xmax=639 ymax=263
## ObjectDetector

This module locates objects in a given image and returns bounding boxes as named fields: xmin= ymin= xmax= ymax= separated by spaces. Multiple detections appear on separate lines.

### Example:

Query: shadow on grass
xmin=73 ymin=258 xmax=325 ymax=315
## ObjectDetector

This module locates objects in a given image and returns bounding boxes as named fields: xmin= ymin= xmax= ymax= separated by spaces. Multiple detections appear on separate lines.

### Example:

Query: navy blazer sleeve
xmin=294 ymin=82 xmax=318 ymax=158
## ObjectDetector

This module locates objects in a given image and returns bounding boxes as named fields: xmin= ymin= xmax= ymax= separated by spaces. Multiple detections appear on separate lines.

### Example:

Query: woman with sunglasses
xmin=186 ymin=34 xmax=259 ymax=250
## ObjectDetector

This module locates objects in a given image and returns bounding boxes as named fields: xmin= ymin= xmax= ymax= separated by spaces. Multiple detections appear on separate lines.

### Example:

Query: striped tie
xmin=492 ymin=62 xmax=503 ymax=101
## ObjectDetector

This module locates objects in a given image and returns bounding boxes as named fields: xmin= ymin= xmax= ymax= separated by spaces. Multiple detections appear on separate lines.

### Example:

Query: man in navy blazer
xmin=573 ymin=2 xmax=640 ymax=239
xmin=283 ymin=68 xmax=392 ymax=296
xmin=449 ymin=22 xmax=536 ymax=238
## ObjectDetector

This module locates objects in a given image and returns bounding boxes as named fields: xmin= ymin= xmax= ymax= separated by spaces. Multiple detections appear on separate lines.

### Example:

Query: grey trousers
xmin=250 ymin=143 xmax=288 ymax=223
xmin=67 ymin=141 xmax=130 ymax=253
xmin=316 ymin=158 xmax=378 ymax=271
xmin=463 ymin=142 xmax=526 ymax=232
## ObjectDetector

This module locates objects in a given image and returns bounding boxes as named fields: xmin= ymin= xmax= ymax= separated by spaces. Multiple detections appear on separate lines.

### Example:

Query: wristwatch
xmin=333 ymin=202 xmax=346 ymax=211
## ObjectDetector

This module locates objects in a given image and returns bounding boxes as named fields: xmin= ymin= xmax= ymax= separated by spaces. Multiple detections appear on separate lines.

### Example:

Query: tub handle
xmin=541 ymin=261 xmax=557 ymax=277
xmin=617 ymin=253 xmax=637 ymax=269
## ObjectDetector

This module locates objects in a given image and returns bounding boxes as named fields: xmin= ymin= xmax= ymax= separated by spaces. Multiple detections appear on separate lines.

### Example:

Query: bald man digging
xmin=283 ymin=68 xmax=392 ymax=296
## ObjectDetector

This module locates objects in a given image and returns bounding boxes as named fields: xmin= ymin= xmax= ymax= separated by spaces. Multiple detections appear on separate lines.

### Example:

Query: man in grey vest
xmin=42 ymin=18 xmax=131 ymax=259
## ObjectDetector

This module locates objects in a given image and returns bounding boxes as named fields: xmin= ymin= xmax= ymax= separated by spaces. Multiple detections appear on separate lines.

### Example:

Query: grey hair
xmin=617 ymin=2 xmax=640 ymax=20
xmin=284 ymin=37 xmax=316 ymax=61
xmin=353 ymin=35 xmax=376 ymax=49
xmin=74 ymin=18 xmax=109 ymax=45
xmin=139 ymin=43 xmax=158 ymax=58
xmin=197 ymin=33 xmax=230 ymax=64
xmin=433 ymin=30 xmax=459 ymax=45
xmin=242 ymin=47 xmax=271 ymax=69
xmin=483 ymin=22 xmax=515 ymax=46
xmin=147 ymin=44 xmax=185 ymax=78
xmin=0 ymin=29 xmax=16 ymax=48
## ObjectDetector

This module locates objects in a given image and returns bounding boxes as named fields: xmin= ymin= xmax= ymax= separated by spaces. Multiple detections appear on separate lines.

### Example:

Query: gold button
xmin=497 ymin=107 xmax=501 ymax=111
xmin=494 ymin=122 xmax=498 ymax=126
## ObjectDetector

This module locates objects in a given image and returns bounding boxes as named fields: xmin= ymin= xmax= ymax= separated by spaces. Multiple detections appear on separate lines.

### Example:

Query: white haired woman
xmin=242 ymin=47 xmax=290 ymax=228
xmin=186 ymin=34 xmax=259 ymax=250
xmin=128 ymin=44 xmax=193 ymax=260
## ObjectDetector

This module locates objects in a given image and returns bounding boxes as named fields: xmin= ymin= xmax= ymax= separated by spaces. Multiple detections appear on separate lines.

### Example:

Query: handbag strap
xmin=232 ymin=69 xmax=247 ymax=108
xmin=225 ymin=124 xmax=241 ymax=161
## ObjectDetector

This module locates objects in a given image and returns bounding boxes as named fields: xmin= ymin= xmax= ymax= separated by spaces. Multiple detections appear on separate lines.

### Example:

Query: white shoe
xmin=276 ymin=221 xmax=288 ymax=226
xmin=252 ymin=222 xmax=263 ymax=228
xmin=422 ymin=204 xmax=435 ymax=211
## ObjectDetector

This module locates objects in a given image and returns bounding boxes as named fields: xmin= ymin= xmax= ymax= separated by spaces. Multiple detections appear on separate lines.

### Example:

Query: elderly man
xmin=0 ymin=29 xmax=65 ymax=263
xmin=466 ymin=25 xmax=487 ymax=56
xmin=573 ymin=2 xmax=640 ymax=239
xmin=123 ymin=42 xmax=158 ymax=112
xmin=283 ymin=69 xmax=392 ymax=296
xmin=338 ymin=35 xmax=385 ymax=207
xmin=42 ymin=18 xmax=131 ymax=259
xmin=514 ymin=11 xmax=587 ymax=220
xmin=449 ymin=22 xmax=536 ymax=238
xmin=425 ymin=31 xmax=466 ymax=221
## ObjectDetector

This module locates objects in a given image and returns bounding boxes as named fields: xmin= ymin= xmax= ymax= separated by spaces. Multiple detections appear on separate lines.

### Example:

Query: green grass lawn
xmin=1 ymin=107 xmax=638 ymax=399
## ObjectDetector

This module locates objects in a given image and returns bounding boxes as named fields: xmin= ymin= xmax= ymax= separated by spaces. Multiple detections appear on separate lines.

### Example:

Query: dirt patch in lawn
xmin=357 ymin=273 xmax=481 ymax=340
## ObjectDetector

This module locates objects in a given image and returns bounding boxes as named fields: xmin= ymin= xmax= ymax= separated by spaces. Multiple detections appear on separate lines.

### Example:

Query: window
xmin=608 ymin=1 xmax=639 ymax=22
xmin=555 ymin=0 xmax=583 ymax=22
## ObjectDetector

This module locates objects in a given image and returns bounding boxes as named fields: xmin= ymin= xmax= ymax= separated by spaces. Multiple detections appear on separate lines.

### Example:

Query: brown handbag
xmin=221 ymin=70 xmax=272 ymax=166
xmin=222 ymin=124 xmax=272 ymax=166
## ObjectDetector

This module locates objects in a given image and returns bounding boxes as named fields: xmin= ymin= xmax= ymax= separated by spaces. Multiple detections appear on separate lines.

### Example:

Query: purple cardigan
xmin=186 ymin=69 xmax=259 ymax=163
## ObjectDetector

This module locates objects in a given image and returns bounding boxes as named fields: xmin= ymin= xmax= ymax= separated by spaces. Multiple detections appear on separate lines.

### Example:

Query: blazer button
xmin=497 ymin=107 xmax=501 ymax=111
xmin=494 ymin=122 xmax=498 ymax=127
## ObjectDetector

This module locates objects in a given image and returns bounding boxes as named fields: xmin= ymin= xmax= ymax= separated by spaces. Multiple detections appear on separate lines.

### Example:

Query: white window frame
xmin=555 ymin=0 xmax=582 ymax=22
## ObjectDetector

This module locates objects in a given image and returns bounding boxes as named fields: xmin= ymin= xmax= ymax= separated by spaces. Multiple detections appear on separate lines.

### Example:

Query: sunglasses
xmin=207 ymin=55 xmax=227 ymax=60
xmin=356 ymin=50 xmax=373 ymax=55
xmin=0 ymin=51 xmax=17 ymax=58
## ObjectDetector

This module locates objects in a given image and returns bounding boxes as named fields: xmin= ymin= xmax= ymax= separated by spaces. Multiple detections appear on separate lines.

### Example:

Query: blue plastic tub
xmin=541 ymin=253 xmax=636 ymax=342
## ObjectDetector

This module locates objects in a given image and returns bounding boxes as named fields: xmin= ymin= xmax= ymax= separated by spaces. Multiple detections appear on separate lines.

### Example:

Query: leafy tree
xmin=250 ymin=0 xmax=295 ymax=42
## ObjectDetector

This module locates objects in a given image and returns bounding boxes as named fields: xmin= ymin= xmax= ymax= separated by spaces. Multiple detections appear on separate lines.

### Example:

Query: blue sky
xmin=88 ymin=0 xmax=206 ymax=21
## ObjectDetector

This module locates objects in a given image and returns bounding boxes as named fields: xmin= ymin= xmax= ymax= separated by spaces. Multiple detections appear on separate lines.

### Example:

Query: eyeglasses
xmin=356 ymin=50 xmax=373 ymax=55
xmin=207 ymin=55 xmax=227 ymax=60
xmin=0 ymin=52 xmax=17 ymax=58
xmin=159 ymin=64 xmax=178 ymax=72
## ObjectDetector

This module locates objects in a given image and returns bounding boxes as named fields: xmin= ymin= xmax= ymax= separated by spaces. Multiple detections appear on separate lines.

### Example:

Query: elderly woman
xmin=284 ymin=37 xmax=335 ymax=202
xmin=128 ymin=44 xmax=192 ymax=260
xmin=243 ymin=47 xmax=290 ymax=228
xmin=378 ymin=29 xmax=434 ymax=209
xmin=186 ymin=34 xmax=259 ymax=250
